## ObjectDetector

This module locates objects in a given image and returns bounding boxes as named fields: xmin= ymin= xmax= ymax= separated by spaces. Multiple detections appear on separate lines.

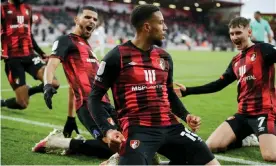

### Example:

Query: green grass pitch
xmin=1 ymin=47 xmax=274 ymax=165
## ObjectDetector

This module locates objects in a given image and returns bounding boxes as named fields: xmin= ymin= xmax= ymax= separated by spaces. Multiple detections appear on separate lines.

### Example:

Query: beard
xmin=78 ymin=25 xmax=88 ymax=39
xmin=152 ymin=39 xmax=163 ymax=47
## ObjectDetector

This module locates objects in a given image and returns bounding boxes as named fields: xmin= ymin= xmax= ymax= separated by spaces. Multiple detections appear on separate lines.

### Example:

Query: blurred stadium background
xmin=2 ymin=0 xmax=275 ymax=51
xmin=1 ymin=0 xmax=276 ymax=165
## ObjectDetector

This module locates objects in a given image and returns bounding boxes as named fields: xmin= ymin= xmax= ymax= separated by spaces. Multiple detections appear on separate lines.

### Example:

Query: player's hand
xmin=106 ymin=129 xmax=126 ymax=152
xmin=41 ymin=54 xmax=49 ymax=63
xmin=63 ymin=116 xmax=80 ymax=137
xmin=186 ymin=114 xmax=201 ymax=132
xmin=43 ymin=84 xmax=57 ymax=109
xmin=174 ymin=82 xmax=187 ymax=97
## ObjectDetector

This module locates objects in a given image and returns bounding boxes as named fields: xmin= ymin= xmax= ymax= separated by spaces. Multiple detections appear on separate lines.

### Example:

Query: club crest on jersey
xmin=157 ymin=58 xmax=165 ymax=70
xmin=250 ymin=53 xmax=257 ymax=61
xmin=234 ymin=62 xmax=238 ymax=67
xmin=130 ymin=140 xmax=140 ymax=149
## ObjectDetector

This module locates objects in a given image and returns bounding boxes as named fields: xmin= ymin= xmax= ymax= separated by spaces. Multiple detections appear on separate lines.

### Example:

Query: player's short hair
xmin=77 ymin=6 xmax=97 ymax=15
xmin=228 ymin=17 xmax=250 ymax=28
xmin=130 ymin=4 xmax=160 ymax=29
xmin=255 ymin=11 xmax=261 ymax=15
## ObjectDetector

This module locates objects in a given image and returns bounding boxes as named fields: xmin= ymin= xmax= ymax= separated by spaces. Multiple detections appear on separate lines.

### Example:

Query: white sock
xmin=47 ymin=138 xmax=72 ymax=149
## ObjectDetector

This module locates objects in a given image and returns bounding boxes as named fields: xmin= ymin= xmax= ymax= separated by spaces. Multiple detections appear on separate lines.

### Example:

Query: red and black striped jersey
xmin=1 ymin=2 xmax=34 ymax=58
xmin=221 ymin=43 xmax=275 ymax=115
xmin=93 ymin=41 xmax=182 ymax=132
xmin=50 ymin=33 xmax=110 ymax=110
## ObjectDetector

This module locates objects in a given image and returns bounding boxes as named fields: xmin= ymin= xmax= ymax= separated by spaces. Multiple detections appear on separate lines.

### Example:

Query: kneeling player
xmin=175 ymin=17 xmax=276 ymax=162
xmin=1 ymin=0 xmax=60 ymax=110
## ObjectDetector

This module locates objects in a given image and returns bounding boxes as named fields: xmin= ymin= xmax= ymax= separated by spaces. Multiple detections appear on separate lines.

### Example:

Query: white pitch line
xmin=0 ymin=115 xmax=268 ymax=165
xmin=1 ymin=78 xmax=212 ymax=92
xmin=1 ymin=115 xmax=90 ymax=135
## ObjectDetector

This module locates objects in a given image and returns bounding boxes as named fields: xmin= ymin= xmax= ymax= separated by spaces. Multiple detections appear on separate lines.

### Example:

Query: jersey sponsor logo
xmin=237 ymin=65 xmax=256 ymax=84
xmin=26 ymin=10 xmax=29 ymax=15
xmin=10 ymin=24 xmax=29 ymax=28
xmin=130 ymin=140 xmax=140 ymax=149
xmin=97 ymin=61 xmax=106 ymax=75
xmin=144 ymin=70 xmax=156 ymax=84
xmin=239 ymin=65 xmax=246 ymax=77
xmin=250 ymin=53 xmax=256 ymax=61
xmin=242 ymin=75 xmax=256 ymax=82
xmin=7 ymin=10 xmax=12 ymax=14
xmin=17 ymin=16 xmax=24 ymax=24
xmin=131 ymin=84 xmax=163 ymax=91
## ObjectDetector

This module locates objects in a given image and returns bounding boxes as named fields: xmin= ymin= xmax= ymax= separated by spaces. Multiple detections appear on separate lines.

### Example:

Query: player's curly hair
xmin=228 ymin=16 xmax=250 ymax=28
xmin=130 ymin=4 xmax=160 ymax=29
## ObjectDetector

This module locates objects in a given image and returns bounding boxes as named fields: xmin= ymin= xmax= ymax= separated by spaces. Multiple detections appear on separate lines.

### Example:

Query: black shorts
xmin=4 ymin=54 xmax=45 ymax=90
xmin=226 ymin=113 xmax=276 ymax=141
xmin=77 ymin=101 xmax=117 ymax=139
xmin=119 ymin=124 xmax=214 ymax=165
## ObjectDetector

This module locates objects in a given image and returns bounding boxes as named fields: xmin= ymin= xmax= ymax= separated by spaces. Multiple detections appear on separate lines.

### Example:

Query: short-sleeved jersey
xmin=1 ymin=2 xmax=33 ymax=58
xmin=221 ymin=43 xmax=275 ymax=115
xmin=94 ymin=41 xmax=179 ymax=131
xmin=51 ymin=33 xmax=110 ymax=110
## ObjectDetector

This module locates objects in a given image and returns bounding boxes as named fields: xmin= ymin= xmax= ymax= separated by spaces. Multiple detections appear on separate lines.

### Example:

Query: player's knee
xmin=52 ymin=80 xmax=60 ymax=90
xmin=262 ymin=151 xmax=276 ymax=162
xmin=207 ymin=141 xmax=227 ymax=153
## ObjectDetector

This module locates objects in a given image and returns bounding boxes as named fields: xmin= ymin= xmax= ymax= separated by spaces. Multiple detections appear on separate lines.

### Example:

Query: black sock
xmin=4 ymin=98 xmax=25 ymax=109
xmin=28 ymin=83 xmax=44 ymax=96
xmin=69 ymin=139 xmax=114 ymax=158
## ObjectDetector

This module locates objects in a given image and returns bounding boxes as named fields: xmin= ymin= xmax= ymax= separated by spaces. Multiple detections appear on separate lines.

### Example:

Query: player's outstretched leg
xmin=1 ymin=83 xmax=45 ymax=109
xmin=206 ymin=122 xmax=237 ymax=152
xmin=33 ymin=129 xmax=114 ymax=158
